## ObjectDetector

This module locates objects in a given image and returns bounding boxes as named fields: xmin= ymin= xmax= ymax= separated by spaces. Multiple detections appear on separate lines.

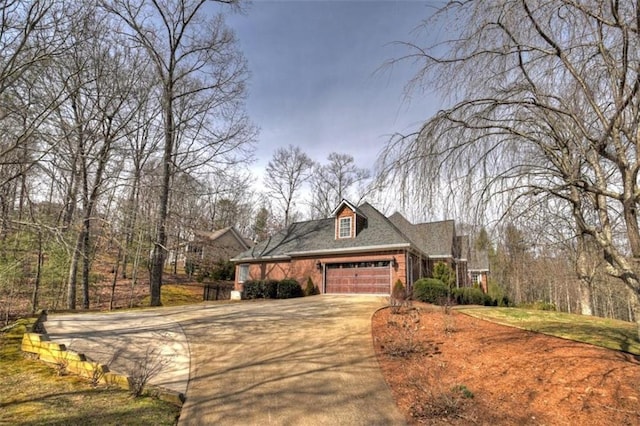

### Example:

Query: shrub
xmin=277 ymin=279 xmax=303 ymax=299
xmin=498 ymin=295 xmax=512 ymax=307
xmin=383 ymin=309 xmax=421 ymax=357
xmin=244 ymin=279 xmax=304 ymax=299
xmin=519 ymin=300 xmax=557 ymax=311
xmin=390 ymin=279 xmax=408 ymax=314
xmin=432 ymin=262 xmax=455 ymax=287
xmin=264 ymin=280 xmax=279 ymax=298
xmin=452 ymin=287 xmax=486 ymax=305
xmin=242 ymin=280 xmax=263 ymax=299
xmin=413 ymin=278 xmax=449 ymax=304
xmin=304 ymin=277 xmax=319 ymax=296
xmin=197 ymin=260 xmax=235 ymax=282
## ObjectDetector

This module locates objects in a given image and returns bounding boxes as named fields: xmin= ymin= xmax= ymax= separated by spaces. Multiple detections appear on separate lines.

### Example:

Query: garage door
xmin=325 ymin=262 xmax=390 ymax=294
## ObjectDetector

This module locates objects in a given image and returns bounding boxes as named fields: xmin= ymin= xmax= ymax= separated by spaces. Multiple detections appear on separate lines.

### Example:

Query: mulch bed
xmin=372 ymin=303 xmax=640 ymax=425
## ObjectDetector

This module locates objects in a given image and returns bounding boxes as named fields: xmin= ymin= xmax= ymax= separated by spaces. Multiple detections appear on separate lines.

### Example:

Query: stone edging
xmin=21 ymin=310 xmax=185 ymax=407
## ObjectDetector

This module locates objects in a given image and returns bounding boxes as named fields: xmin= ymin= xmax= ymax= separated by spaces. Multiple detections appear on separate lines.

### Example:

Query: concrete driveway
xmin=45 ymin=295 xmax=406 ymax=425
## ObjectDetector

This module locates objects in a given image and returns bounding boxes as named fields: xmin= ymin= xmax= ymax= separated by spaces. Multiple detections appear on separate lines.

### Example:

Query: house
xmin=182 ymin=227 xmax=253 ymax=275
xmin=232 ymin=200 xmax=483 ymax=295
xmin=468 ymin=246 xmax=490 ymax=293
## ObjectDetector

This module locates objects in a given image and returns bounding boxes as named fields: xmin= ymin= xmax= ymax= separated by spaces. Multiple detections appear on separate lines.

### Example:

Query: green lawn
xmin=140 ymin=284 xmax=205 ymax=307
xmin=459 ymin=307 xmax=640 ymax=355
xmin=0 ymin=318 xmax=180 ymax=425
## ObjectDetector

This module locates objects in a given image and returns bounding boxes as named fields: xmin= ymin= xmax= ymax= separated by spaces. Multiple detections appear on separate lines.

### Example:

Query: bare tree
xmin=0 ymin=0 xmax=68 ymax=234
xmin=41 ymin=5 xmax=149 ymax=309
xmin=104 ymin=0 xmax=254 ymax=306
xmin=309 ymin=152 xmax=371 ymax=219
xmin=379 ymin=1 xmax=640 ymax=334
xmin=264 ymin=145 xmax=314 ymax=227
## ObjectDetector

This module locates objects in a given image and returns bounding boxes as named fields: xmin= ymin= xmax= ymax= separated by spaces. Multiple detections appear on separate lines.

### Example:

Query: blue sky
xmin=226 ymin=0 xmax=444 ymax=178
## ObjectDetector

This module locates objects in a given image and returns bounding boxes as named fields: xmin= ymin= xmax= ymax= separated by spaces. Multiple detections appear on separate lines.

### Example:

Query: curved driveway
xmin=46 ymin=296 xmax=406 ymax=425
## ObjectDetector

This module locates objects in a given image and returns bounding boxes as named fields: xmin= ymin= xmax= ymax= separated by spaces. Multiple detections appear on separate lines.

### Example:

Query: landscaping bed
xmin=372 ymin=303 xmax=640 ymax=425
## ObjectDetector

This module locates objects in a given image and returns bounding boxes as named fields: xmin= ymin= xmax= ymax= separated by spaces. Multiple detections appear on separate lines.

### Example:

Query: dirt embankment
xmin=372 ymin=304 xmax=640 ymax=425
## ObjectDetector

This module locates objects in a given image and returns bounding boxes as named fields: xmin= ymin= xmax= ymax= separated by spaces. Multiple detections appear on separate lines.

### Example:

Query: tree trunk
xmin=81 ymin=217 xmax=91 ymax=309
xmin=67 ymin=231 xmax=83 ymax=309
xmin=31 ymin=231 xmax=43 ymax=314
xmin=150 ymin=84 xmax=175 ymax=307
xmin=578 ymin=279 xmax=593 ymax=316
xmin=121 ymin=169 xmax=141 ymax=279
xmin=109 ymin=247 xmax=121 ymax=310
xmin=623 ymin=197 xmax=640 ymax=258
xmin=130 ymin=229 xmax=143 ymax=308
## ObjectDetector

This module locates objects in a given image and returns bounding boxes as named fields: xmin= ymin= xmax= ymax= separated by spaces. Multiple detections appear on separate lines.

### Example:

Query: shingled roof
xmin=233 ymin=202 xmax=411 ymax=261
xmin=469 ymin=247 xmax=490 ymax=271
xmin=388 ymin=213 xmax=456 ymax=258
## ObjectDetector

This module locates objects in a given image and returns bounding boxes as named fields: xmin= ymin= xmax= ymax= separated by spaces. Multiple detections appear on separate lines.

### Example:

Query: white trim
xmin=330 ymin=199 xmax=362 ymax=217
xmin=237 ymin=264 xmax=250 ymax=283
xmin=338 ymin=216 xmax=352 ymax=239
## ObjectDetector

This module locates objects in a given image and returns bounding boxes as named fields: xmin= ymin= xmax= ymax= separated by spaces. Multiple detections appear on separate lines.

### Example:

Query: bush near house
xmin=276 ymin=279 xmax=303 ymax=299
xmin=304 ymin=277 xmax=319 ymax=296
xmin=414 ymin=279 xmax=502 ymax=306
xmin=452 ymin=287 xmax=496 ymax=306
xmin=413 ymin=278 xmax=449 ymax=304
xmin=243 ymin=279 xmax=303 ymax=300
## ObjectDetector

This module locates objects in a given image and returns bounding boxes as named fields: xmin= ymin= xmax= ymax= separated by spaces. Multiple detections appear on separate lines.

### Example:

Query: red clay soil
xmin=372 ymin=303 xmax=640 ymax=425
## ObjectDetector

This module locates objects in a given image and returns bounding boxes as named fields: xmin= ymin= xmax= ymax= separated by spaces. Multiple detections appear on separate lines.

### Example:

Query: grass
xmin=0 ymin=318 xmax=180 ymax=425
xmin=140 ymin=284 xmax=204 ymax=307
xmin=459 ymin=307 xmax=640 ymax=355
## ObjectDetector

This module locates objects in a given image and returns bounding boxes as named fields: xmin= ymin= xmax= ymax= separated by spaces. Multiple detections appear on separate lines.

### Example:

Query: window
xmin=339 ymin=217 xmax=351 ymax=238
xmin=238 ymin=264 xmax=249 ymax=282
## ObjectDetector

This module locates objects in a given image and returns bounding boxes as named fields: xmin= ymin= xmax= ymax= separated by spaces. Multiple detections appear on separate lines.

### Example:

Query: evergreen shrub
xmin=277 ymin=279 xmax=303 ymax=299
xmin=413 ymin=278 xmax=449 ymax=304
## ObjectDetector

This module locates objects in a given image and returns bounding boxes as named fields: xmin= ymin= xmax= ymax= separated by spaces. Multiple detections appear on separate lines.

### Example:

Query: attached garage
xmin=325 ymin=261 xmax=391 ymax=294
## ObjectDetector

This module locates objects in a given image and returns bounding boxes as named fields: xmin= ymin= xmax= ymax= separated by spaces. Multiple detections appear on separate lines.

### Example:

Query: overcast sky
xmin=226 ymin=0 xmax=445 ymax=182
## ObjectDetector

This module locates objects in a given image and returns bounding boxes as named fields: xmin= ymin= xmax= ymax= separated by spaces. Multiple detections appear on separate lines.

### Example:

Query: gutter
xmin=287 ymin=243 xmax=410 ymax=256
xmin=231 ymin=243 xmax=412 ymax=262
xmin=230 ymin=254 xmax=291 ymax=262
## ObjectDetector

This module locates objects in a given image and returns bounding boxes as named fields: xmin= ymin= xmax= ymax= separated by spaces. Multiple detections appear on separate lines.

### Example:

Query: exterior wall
xmin=235 ymin=261 xmax=291 ymax=292
xmin=186 ymin=231 xmax=248 ymax=272
xmin=480 ymin=272 xmax=488 ymax=293
xmin=469 ymin=271 xmax=489 ymax=293
xmin=234 ymin=249 xmax=408 ymax=294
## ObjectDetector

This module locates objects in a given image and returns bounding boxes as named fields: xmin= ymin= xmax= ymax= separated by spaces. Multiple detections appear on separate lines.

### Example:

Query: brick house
xmin=232 ymin=200 xmax=481 ymax=295
xmin=468 ymin=246 xmax=490 ymax=293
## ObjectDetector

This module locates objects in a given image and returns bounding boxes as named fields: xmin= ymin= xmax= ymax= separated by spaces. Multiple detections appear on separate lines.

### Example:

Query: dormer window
xmin=339 ymin=217 xmax=352 ymax=238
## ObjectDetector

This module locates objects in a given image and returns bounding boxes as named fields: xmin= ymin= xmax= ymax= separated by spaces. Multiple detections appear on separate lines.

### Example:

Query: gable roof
xmin=388 ymin=213 xmax=456 ymax=258
xmin=456 ymin=235 xmax=470 ymax=261
xmin=193 ymin=226 xmax=252 ymax=251
xmin=233 ymin=202 xmax=411 ymax=261
xmin=469 ymin=247 xmax=490 ymax=271
xmin=331 ymin=199 xmax=368 ymax=219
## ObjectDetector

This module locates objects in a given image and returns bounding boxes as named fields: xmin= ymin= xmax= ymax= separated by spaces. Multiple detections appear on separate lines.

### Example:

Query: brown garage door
xmin=325 ymin=262 xmax=390 ymax=294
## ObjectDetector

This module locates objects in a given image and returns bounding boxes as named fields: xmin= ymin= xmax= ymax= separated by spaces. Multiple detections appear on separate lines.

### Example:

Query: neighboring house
xmin=468 ymin=247 xmax=490 ymax=293
xmin=181 ymin=227 xmax=253 ymax=274
xmin=232 ymin=200 xmax=485 ymax=295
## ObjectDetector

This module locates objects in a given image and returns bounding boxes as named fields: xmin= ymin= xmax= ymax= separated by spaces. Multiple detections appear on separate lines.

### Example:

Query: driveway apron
xmin=46 ymin=296 xmax=406 ymax=425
